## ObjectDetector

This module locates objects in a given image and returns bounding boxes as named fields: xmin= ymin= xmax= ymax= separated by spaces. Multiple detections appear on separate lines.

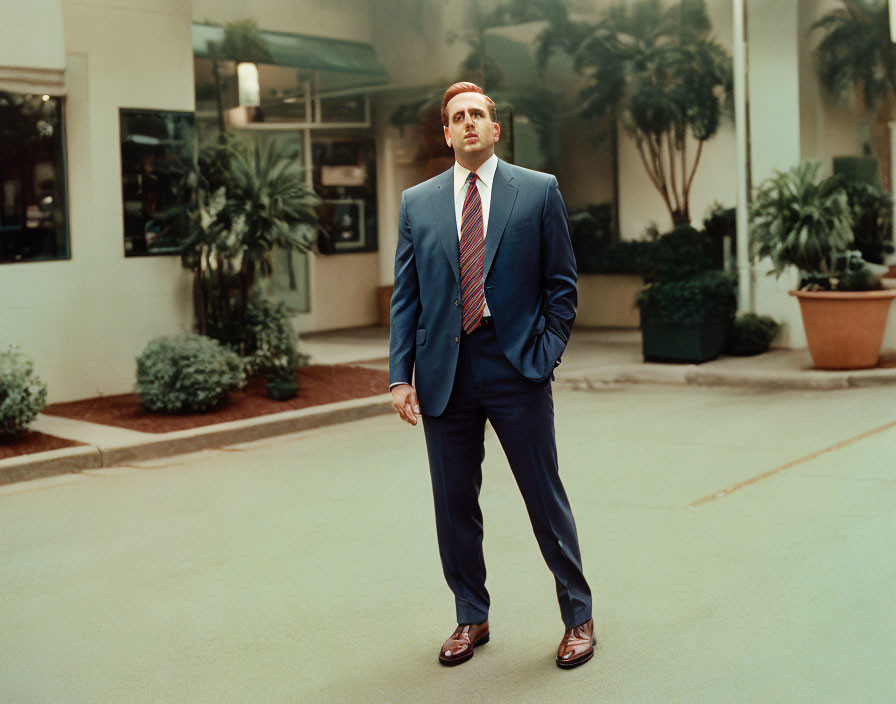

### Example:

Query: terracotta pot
xmin=789 ymin=289 xmax=896 ymax=369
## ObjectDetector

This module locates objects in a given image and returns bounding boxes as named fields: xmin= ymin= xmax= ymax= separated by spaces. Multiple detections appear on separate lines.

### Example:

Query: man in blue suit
xmin=389 ymin=82 xmax=594 ymax=669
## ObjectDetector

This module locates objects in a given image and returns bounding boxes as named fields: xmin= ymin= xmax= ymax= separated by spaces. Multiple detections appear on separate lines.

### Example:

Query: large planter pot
xmin=789 ymin=289 xmax=896 ymax=369
xmin=640 ymin=313 xmax=730 ymax=363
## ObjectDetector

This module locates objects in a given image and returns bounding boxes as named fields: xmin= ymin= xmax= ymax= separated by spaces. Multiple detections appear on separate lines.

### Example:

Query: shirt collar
xmin=453 ymin=153 xmax=499 ymax=197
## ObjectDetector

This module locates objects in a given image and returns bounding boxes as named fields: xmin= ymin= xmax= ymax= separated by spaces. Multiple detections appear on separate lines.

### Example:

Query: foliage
xmin=182 ymin=135 xmax=320 ymax=343
xmin=0 ymin=348 xmax=48 ymax=439
xmin=493 ymin=0 xmax=732 ymax=225
xmin=726 ymin=313 xmax=781 ymax=356
xmin=135 ymin=334 xmax=246 ymax=413
xmin=749 ymin=161 xmax=854 ymax=281
xmin=702 ymin=202 xmax=737 ymax=270
xmin=812 ymin=0 xmax=895 ymax=190
xmin=569 ymin=204 xmax=656 ymax=274
xmin=243 ymin=293 xmax=306 ymax=382
xmin=637 ymin=270 xmax=737 ymax=326
xmin=833 ymin=178 xmax=894 ymax=265
xmin=641 ymin=224 xmax=713 ymax=283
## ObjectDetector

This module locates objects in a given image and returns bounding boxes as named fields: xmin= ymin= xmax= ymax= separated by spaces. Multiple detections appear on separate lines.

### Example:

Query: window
xmin=119 ymin=109 xmax=197 ymax=256
xmin=313 ymin=134 xmax=377 ymax=253
xmin=0 ymin=92 xmax=69 ymax=264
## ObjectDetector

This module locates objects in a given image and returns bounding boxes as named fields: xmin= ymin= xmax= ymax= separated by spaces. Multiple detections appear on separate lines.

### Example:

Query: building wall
xmin=191 ymin=0 xmax=371 ymax=43
xmin=0 ymin=0 xmax=195 ymax=403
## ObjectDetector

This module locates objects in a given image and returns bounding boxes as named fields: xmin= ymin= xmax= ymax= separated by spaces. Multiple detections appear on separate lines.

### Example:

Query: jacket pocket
xmin=416 ymin=328 xmax=426 ymax=346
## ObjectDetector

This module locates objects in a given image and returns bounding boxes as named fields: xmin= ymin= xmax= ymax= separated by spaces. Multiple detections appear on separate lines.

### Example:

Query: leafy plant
xmin=182 ymin=135 xmax=320 ymax=344
xmin=491 ymin=0 xmax=732 ymax=225
xmin=0 ymin=347 xmax=48 ymax=438
xmin=243 ymin=293 xmax=306 ymax=382
xmin=637 ymin=269 xmax=737 ymax=326
xmin=641 ymin=224 xmax=713 ymax=283
xmin=135 ymin=333 xmax=246 ymax=413
xmin=749 ymin=161 xmax=854 ymax=282
xmin=726 ymin=313 xmax=781 ymax=356
xmin=834 ymin=178 xmax=894 ymax=265
xmin=812 ymin=0 xmax=896 ymax=191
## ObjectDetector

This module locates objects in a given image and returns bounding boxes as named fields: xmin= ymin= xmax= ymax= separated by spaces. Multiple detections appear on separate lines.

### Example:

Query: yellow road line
xmin=687 ymin=418 xmax=896 ymax=509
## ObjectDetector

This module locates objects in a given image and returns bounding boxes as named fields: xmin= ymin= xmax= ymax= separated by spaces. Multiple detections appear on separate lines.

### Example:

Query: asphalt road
xmin=1 ymin=383 xmax=894 ymax=703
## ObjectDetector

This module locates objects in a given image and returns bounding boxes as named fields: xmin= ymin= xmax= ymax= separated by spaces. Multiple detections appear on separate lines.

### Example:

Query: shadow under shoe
xmin=438 ymin=621 xmax=490 ymax=666
xmin=556 ymin=618 xmax=595 ymax=669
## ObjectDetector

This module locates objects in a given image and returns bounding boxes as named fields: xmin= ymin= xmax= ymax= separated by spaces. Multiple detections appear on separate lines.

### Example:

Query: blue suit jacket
xmin=388 ymin=158 xmax=577 ymax=417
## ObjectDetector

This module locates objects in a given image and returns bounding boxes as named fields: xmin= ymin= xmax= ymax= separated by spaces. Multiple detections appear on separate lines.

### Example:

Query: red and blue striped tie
xmin=460 ymin=172 xmax=485 ymax=333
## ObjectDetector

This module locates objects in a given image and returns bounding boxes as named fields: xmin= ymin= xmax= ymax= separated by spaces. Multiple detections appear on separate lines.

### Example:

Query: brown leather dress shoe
xmin=438 ymin=621 xmax=489 ymax=666
xmin=556 ymin=618 xmax=596 ymax=669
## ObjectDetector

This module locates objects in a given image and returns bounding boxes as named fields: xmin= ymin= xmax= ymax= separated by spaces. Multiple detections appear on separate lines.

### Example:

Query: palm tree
xmin=812 ymin=0 xmax=896 ymax=192
xmin=183 ymin=136 xmax=319 ymax=343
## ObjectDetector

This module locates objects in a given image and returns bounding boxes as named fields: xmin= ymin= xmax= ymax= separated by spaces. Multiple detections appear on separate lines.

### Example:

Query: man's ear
xmin=493 ymin=122 xmax=501 ymax=143
xmin=444 ymin=125 xmax=452 ymax=148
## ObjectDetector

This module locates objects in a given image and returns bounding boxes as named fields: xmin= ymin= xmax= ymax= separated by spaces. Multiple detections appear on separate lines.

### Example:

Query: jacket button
xmin=454 ymin=299 xmax=459 ymax=307
xmin=454 ymin=336 xmax=459 ymax=343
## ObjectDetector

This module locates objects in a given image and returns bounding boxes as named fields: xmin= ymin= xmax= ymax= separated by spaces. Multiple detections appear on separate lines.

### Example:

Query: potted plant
xmin=750 ymin=161 xmax=896 ymax=369
xmin=636 ymin=225 xmax=738 ymax=362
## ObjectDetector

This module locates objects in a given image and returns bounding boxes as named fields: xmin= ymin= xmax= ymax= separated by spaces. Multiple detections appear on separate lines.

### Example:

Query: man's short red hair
xmin=441 ymin=82 xmax=497 ymax=127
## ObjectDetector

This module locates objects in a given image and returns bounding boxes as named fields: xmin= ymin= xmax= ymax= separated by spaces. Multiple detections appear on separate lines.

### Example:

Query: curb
xmin=0 ymin=394 xmax=393 ymax=487
xmin=561 ymin=364 xmax=896 ymax=391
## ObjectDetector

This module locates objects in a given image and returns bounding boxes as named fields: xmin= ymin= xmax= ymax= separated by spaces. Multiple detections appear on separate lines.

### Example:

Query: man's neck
xmin=455 ymin=150 xmax=494 ymax=173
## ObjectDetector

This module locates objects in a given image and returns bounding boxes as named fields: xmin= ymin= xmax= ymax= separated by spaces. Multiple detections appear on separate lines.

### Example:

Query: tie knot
xmin=467 ymin=172 xmax=478 ymax=186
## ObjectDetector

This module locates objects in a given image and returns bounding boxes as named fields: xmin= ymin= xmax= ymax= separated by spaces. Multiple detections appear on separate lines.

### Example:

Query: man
xmin=388 ymin=82 xmax=594 ymax=669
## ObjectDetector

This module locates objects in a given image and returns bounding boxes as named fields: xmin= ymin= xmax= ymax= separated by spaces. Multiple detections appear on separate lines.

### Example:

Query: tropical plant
xmin=833 ymin=178 xmax=894 ymax=265
xmin=489 ymin=0 xmax=732 ymax=225
xmin=135 ymin=333 xmax=245 ymax=413
xmin=0 ymin=347 xmax=48 ymax=439
xmin=812 ymin=0 xmax=896 ymax=191
xmin=182 ymin=135 xmax=320 ymax=345
xmin=749 ymin=161 xmax=854 ymax=285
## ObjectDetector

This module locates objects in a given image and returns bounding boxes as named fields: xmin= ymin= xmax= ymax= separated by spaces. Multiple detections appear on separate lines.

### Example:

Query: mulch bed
xmin=0 ymin=431 xmax=85 ymax=461
xmin=41 ymin=364 xmax=389 ymax=434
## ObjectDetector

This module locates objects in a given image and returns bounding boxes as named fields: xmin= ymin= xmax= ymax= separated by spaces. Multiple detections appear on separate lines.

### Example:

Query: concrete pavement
xmin=3 ymin=327 xmax=896 ymax=486
xmin=1 ymin=382 xmax=894 ymax=702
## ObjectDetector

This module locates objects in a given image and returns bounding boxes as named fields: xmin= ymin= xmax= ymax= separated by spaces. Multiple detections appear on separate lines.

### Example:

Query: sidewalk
xmin=3 ymin=326 xmax=895 ymax=485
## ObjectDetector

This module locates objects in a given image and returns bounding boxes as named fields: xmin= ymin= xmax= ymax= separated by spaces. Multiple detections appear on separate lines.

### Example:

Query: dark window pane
xmin=120 ymin=109 xmax=197 ymax=256
xmin=0 ymin=92 xmax=69 ymax=264
xmin=312 ymin=134 xmax=377 ymax=253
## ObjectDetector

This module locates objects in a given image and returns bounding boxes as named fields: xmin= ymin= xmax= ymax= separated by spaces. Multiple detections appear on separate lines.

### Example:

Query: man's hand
xmin=390 ymin=383 xmax=420 ymax=426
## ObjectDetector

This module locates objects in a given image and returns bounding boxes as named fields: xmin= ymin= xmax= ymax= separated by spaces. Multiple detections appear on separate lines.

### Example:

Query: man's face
xmin=443 ymin=92 xmax=500 ymax=165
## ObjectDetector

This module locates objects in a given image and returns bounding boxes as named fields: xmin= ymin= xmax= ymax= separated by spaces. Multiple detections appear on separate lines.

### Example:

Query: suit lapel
xmin=431 ymin=168 xmax=460 ymax=284
xmin=483 ymin=161 xmax=518 ymax=281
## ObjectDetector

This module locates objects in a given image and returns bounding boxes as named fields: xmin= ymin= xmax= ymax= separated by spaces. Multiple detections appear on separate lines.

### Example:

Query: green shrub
xmin=637 ymin=270 xmax=738 ymax=326
xmin=244 ymin=293 xmax=306 ymax=382
xmin=727 ymin=313 xmax=781 ymax=356
xmin=835 ymin=178 xmax=894 ymax=265
xmin=641 ymin=225 xmax=714 ymax=283
xmin=135 ymin=333 xmax=245 ymax=413
xmin=0 ymin=347 xmax=48 ymax=438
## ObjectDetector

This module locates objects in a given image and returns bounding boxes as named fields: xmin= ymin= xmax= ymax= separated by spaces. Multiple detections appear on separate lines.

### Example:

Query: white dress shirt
xmin=453 ymin=153 xmax=498 ymax=317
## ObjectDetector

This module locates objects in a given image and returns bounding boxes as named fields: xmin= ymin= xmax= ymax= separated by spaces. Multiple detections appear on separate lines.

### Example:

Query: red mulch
xmin=41 ymin=364 xmax=389 ymax=434
xmin=0 ymin=431 xmax=85 ymax=460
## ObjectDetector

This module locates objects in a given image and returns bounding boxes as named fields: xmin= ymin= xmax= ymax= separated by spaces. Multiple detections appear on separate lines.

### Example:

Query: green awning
xmin=191 ymin=24 xmax=389 ymax=92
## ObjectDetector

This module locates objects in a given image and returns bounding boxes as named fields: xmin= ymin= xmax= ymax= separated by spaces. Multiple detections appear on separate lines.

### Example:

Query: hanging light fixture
xmin=237 ymin=62 xmax=260 ymax=107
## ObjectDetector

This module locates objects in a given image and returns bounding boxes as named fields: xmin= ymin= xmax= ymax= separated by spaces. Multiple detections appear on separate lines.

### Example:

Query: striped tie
xmin=460 ymin=172 xmax=485 ymax=333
